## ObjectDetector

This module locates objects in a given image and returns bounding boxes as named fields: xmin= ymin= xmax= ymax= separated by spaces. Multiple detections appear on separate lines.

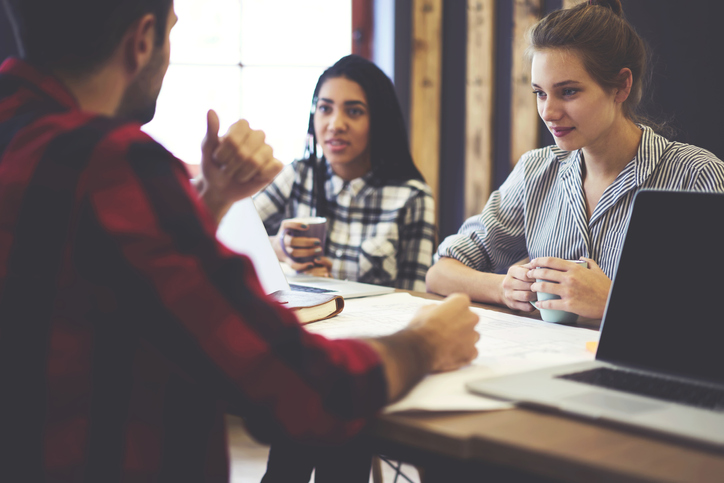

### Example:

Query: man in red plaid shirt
xmin=0 ymin=0 xmax=480 ymax=481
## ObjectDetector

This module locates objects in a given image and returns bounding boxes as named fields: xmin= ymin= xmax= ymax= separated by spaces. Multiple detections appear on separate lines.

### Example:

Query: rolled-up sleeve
xmin=436 ymin=157 xmax=528 ymax=274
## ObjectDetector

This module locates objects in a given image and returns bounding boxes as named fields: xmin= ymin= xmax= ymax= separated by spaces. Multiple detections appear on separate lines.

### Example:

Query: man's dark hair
xmin=5 ymin=0 xmax=173 ymax=72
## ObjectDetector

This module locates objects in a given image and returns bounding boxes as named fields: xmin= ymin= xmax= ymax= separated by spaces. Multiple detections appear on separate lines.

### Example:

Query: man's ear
xmin=121 ymin=13 xmax=157 ymax=76
xmin=614 ymin=68 xmax=634 ymax=104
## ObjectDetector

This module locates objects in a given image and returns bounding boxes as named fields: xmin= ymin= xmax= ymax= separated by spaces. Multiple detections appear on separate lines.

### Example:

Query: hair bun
xmin=588 ymin=0 xmax=623 ymax=17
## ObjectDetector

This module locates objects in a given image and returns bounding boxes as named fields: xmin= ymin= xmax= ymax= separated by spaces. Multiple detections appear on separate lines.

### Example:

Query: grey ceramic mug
xmin=280 ymin=216 xmax=327 ymax=264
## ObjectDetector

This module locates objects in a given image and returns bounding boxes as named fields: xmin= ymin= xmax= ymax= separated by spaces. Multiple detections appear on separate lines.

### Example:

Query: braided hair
xmin=302 ymin=55 xmax=424 ymax=217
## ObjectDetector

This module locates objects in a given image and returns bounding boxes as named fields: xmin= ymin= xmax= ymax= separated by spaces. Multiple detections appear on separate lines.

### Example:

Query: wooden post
xmin=410 ymin=0 xmax=443 ymax=215
xmin=352 ymin=0 xmax=374 ymax=60
xmin=465 ymin=0 xmax=496 ymax=218
xmin=510 ymin=0 xmax=542 ymax=167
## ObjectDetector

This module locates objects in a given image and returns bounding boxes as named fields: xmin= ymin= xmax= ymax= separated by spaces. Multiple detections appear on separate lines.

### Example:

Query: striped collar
xmin=553 ymin=125 xmax=672 ymax=188
xmin=553 ymin=144 xmax=578 ymax=179
xmin=632 ymin=126 xmax=673 ymax=186
xmin=325 ymin=160 xmax=374 ymax=198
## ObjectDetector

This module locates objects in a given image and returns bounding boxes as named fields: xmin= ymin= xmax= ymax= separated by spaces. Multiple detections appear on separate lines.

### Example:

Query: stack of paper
xmin=304 ymin=293 xmax=599 ymax=413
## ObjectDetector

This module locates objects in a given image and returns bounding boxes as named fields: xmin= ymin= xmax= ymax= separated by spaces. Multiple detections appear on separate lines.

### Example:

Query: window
xmin=143 ymin=0 xmax=352 ymax=174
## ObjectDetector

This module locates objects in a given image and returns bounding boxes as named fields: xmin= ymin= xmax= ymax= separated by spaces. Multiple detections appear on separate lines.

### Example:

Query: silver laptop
xmin=467 ymin=190 xmax=724 ymax=450
xmin=216 ymin=199 xmax=394 ymax=299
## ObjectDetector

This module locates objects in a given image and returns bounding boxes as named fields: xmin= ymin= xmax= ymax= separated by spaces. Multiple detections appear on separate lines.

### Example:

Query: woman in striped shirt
xmin=427 ymin=0 xmax=724 ymax=319
xmin=254 ymin=55 xmax=435 ymax=292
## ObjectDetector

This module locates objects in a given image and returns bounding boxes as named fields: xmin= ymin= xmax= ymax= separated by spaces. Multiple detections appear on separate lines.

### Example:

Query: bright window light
xmin=144 ymin=0 xmax=352 ymax=170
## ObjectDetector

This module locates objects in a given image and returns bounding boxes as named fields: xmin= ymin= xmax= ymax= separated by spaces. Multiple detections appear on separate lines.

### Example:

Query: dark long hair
xmin=304 ymin=55 xmax=424 ymax=216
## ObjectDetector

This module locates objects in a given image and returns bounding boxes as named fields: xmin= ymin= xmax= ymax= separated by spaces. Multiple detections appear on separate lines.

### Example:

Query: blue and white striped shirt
xmin=436 ymin=126 xmax=724 ymax=278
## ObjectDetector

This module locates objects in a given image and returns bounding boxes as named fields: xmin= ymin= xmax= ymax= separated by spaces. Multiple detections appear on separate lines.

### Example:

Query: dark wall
xmin=438 ymin=1 xmax=467 ymax=242
xmin=394 ymin=0 xmax=412 ymax=131
xmin=1 ymin=5 xmax=19 ymax=61
xmin=624 ymin=0 xmax=724 ymax=159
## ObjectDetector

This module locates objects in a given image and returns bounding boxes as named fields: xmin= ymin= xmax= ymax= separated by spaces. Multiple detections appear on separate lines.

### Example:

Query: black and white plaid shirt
xmin=437 ymin=126 xmax=724 ymax=277
xmin=254 ymin=159 xmax=436 ymax=291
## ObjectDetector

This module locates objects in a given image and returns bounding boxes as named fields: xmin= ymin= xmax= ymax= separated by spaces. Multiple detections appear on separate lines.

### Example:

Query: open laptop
xmin=467 ymin=190 xmax=724 ymax=450
xmin=216 ymin=198 xmax=394 ymax=299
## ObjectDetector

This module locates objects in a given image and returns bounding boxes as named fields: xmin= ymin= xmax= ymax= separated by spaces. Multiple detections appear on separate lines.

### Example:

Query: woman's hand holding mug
xmin=272 ymin=217 xmax=332 ymax=276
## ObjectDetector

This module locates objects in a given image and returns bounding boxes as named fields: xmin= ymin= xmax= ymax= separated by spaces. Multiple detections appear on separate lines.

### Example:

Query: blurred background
xmin=3 ymin=0 xmax=722 ymax=241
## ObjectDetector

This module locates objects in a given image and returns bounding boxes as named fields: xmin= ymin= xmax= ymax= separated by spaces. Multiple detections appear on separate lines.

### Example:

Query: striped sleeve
xmin=436 ymin=156 xmax=529 ymax=273
xmin=395 ymin=183 xmax=435 ymax=291
xmin=84 ymin=133 xmax=387 ymax=443
xmin=637 ymin=141 xmax=724 ymax=193
xmin=689 ymin=150 xmax=724 ymax=192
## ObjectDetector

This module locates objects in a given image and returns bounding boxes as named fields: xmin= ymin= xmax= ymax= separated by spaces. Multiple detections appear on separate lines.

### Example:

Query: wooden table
xmin=364 ymin=292 xmax=724 ymax=482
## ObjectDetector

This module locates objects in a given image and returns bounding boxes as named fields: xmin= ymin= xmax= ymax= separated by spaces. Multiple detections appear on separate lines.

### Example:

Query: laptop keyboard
xmin=558 ymin=367 xmax=724 ymax=412
xmin=289 ymin=283 xmax=335 ymax=294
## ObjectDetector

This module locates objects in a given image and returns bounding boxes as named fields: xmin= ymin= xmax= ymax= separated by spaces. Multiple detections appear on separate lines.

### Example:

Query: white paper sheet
xmin=305 ymin=293 xmax=600 ymax=413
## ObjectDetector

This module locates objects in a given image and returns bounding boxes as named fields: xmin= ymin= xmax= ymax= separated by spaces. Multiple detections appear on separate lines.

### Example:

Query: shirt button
xmin=335 ymin=250 xmax=344 ymax=257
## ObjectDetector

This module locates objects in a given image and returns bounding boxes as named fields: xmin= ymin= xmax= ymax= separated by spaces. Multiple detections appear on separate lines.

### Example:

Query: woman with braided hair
xmin=256 ymin=53 xmax=435 ymax=483
xmin=254 ymin=54 xmax=435 ymax=292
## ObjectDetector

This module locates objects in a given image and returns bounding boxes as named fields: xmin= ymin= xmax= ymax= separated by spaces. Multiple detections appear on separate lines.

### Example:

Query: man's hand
xmin=196 ymin=109 xmax=283 ymax=222
xmin=407 ymin=294 xmax=480 ymax=372
xmin=366 ymin=293 xmax=480 ymax=402
xmin=528 ymin=257 xmax=611 ymax=319
xmin=500 ymin=261 xmax=537 ymax=312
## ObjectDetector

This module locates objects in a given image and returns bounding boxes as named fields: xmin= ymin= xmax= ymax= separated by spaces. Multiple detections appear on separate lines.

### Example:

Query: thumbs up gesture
xmin=197 ymin=109 xmax=283 ymax=221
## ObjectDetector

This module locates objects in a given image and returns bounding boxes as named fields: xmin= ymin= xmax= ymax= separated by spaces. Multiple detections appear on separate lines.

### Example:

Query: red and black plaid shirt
xmin=0 ymin=58 xmax=387 ymax=482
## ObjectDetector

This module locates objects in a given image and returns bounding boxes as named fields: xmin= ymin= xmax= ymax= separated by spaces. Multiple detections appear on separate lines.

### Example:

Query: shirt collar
xmin=632 ymin=125 xmax=671 ymax=186
xmin=554 ymin=125 xmax=669 ymax=186
xmin=325 ymin=160 xmax=374 ymax=198
xmin=0 ymin=58 xmax=79 ymax=110
xmin=552 ymin=144 xmax=579 ymax=178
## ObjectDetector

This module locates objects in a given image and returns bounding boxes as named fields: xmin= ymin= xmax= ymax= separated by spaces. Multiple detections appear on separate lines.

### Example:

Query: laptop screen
xmin=597 ymin=190 xmax=724 ymax=385
xmin=216 ymin=199 xmax=290 ymax=295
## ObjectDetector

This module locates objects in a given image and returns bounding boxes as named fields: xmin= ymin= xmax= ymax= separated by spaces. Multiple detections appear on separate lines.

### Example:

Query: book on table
xmin=214 ymin=198 xmax=346 ymax=324
xmin=271 ymin=290 xmax=344 ymax=324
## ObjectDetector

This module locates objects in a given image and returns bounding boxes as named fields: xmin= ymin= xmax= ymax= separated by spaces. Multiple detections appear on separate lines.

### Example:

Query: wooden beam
xmin=352 ymin=0 xmax=374 ymax=60
xmin=510 ymin=0 xmax=542 ymax=167
xmin=563 ymin=0 xmax=586 ymax=8
xmin=410 ymin=0 xmax=443 ymax=216
xmin=465 ymin=0 xmax=496 ymax=218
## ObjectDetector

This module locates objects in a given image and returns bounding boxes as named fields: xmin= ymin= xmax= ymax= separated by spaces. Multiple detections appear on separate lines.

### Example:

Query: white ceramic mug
xmin=531 ymin=260 xmax=588 ymax=324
